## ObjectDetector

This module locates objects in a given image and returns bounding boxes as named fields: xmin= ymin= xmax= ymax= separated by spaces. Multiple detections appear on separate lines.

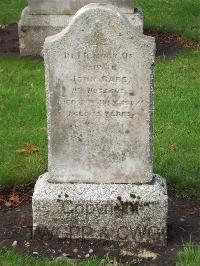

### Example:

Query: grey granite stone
xmin=43 ymin=4 xmax=155 ymax=184
xmin=33 ymin=173 xmax=167 ymax=247
xmin=18 ymin=7 xmax=71 ymax=56
xmin=29 ymin=0 xmax=134 ymax=15
xmin=32 ymin=4 xmax=167 ymax=252
xmin=18 ymin=3 xmax=143 ymax=56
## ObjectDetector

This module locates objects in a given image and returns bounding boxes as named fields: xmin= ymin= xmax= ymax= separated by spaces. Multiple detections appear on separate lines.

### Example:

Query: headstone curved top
xmin=29 ymin=0 xmax=134 ymax=15
xmin=44 ymin=3 xmax=155 ymax=184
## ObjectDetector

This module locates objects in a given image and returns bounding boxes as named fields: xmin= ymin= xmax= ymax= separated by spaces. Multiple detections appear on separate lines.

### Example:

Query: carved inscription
xmin=64 ymin=51 xmax=134 ymax=60
xmin=62 ymin=75 xmax=130 ymax=83
xmin=34 ymin=224 xmax=165 ymax=242
xmin=58 ymin=49 xmax=138 ymax=120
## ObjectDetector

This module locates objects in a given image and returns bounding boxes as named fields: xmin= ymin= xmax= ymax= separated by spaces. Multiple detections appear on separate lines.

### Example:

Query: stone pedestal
xmin=18 ymin=2 xmax=143 ymax=56
xmin=33 ymin=174 xmax=167 ymax=250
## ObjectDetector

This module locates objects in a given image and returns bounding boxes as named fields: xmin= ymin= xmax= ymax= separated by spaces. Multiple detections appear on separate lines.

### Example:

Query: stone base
xmin=18 ymin=7 xmax=143 ymax=56
xmin=33 ymin=173 xmax=168 ymax=251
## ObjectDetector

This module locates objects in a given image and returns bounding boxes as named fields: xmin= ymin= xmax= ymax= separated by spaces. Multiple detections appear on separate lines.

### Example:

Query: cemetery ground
xmin=0 ymin=1 xmax=200 ymax=266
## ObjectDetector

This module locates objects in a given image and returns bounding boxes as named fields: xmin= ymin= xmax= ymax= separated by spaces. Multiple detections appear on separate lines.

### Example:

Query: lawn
xmin=135 ymin=0 xmax=200 ymax=41
xmin=0 ymin=0 xmax=200 ymax=41
xmin=176 ymin=244 xmax=200 ymax=266
xmin=0 ymin=0 xmax=27 ymax=25
xmin=154 ymin=50 xmax=200 ymax=198
xmin=0 ymin=250 xmax=111 ymax=265
xmin=0 ymin=57 xmax=47 ymax=186
xmin=0 ymin=50 xmax=199 ymax=198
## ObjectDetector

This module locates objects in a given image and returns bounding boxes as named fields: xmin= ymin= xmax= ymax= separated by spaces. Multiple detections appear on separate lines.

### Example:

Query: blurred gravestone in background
xmin=18 ymin=0 xmax=143 ymax=56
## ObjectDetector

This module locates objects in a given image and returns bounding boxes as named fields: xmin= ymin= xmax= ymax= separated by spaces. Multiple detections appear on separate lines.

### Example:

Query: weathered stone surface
xmin=18 ymin=5 xmax=143 ymax=56
xmin=33 ymin=173 xmax=168 ymax=247
xmin=29 ymin=0 xmax=134 ymax=15
xmin=44 ymin=4 xmax=155 ymax=184
xmin=32 ymin=4 xmax=167 ymax=252
xmin=18 ymin=7 xmax=71 ymax=56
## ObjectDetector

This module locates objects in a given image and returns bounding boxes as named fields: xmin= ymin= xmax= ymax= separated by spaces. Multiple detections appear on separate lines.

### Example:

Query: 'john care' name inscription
xmin=62 ymin=75 xmax=130 ymax=83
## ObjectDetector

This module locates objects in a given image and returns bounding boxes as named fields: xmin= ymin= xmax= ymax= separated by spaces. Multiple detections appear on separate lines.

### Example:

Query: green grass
xmin=176 ymin=244 xmax=200 ymax=266
xmin=135 ymin=0 xmax=200 ymax=41
xmin=0 ymin=56 xmax=47 ymax=187
xmin=0 ymin=50 xmax=199 ymax=197
xmin=0 ymin=1 xmax=200 ymax=41
xmin=1 ymin=245 xmax=200 ymax=266
xmin=154 ymin=49 xmax=200 ymax=198
xmin=0 ymin=250 xmax=112 ymax=266
xmin=0 ymin=0 xmax=27 ymax=25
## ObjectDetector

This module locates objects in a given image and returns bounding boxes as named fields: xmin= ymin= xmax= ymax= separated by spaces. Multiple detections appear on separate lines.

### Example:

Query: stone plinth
xmin=33 ymin=174 xmax=167 ymax=250
xmin=18 ymin=1 xmax=143 ymax=56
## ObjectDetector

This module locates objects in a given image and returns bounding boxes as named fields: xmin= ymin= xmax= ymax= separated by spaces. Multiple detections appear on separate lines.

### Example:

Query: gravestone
xmin=33 ymin=3 xmax=168 ymax=255
xmin=29 ymin=0 xmax=134 ymax=14
xmin=18 ymin=0 xmax=143 ymax=56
